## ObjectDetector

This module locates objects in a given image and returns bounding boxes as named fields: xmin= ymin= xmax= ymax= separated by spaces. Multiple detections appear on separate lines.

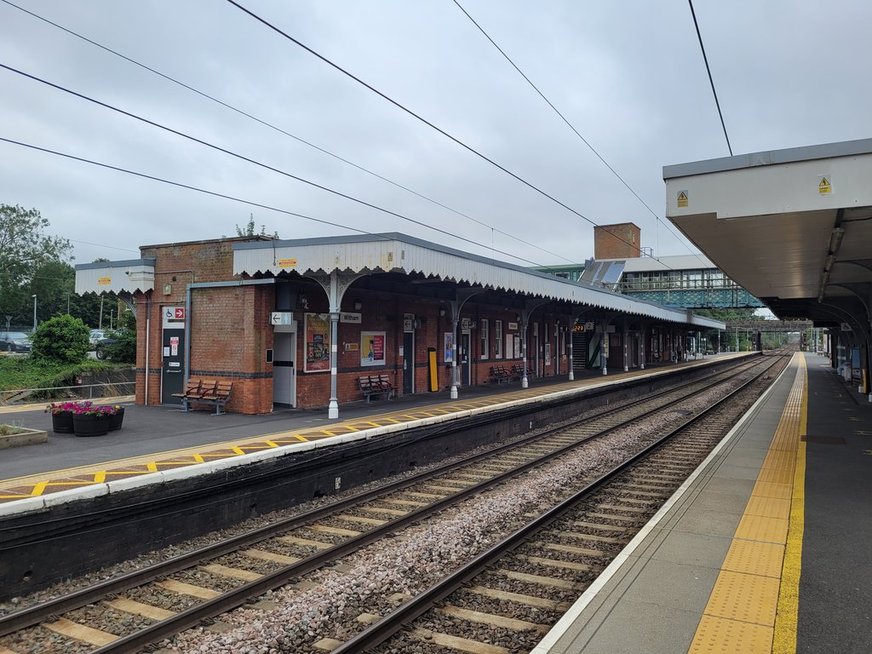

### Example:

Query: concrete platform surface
xmin=0 ymin=354 xmax=747 ymax=511
xmin=534 ymin=352 xmax=872 ymax=654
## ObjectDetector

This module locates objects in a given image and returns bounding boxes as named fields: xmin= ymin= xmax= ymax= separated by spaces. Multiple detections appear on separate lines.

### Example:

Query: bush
xmin=97 ymin=328 xmax=136 ymax=363
xmin=30 ymin=315 xmax=89 ymax=364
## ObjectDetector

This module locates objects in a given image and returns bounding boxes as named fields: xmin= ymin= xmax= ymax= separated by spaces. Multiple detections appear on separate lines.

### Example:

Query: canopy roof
xmin=74 ymin=259 xmax=155 ymax=294
xmin=234 ymin=233 xmax=723 ymax=328
xmin=664 ymin=138 xmax=872 ymax=328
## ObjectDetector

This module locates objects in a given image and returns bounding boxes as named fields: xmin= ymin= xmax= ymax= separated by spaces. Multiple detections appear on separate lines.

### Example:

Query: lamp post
xmin=32 ymin=294 xmax=37 ymax=332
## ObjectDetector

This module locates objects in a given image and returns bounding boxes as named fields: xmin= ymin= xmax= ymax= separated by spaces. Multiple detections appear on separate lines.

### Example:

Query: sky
xmin=1 ymin=0 xmax=870 ymax=269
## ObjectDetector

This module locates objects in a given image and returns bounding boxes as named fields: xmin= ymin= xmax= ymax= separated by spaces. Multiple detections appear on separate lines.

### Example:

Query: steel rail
xmin=0 ymin=355 xmax=762 ymax=645
xmin=87 ymin=355 xmax=774 ymax=653
xmin=331 ymin=352 xmax=788 ymax=653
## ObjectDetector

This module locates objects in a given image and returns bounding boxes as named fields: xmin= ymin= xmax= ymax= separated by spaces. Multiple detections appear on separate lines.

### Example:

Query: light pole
xmin=32 ymin=294 xmax=37 ymax=332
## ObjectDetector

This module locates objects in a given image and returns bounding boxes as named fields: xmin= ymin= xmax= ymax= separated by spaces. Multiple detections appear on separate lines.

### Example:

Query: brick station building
xmin=75 ymin=233 xmax=723 ymax=417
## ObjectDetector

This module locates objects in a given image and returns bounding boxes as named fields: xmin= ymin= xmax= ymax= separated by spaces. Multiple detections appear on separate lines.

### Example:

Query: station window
xmin=480 ymin=319 xmax=489 ymax=360
xmin=495 ymin=320 xmax=503 ymax=359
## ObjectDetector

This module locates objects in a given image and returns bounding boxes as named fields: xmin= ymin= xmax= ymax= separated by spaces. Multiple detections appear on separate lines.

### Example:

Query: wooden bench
xmin=172 ymin=378 xmax=232 ymax=414
xmin=359 ymin=374 xmax=394 ymax=402
xmin=489 ymin=365 xmax=511 ymax=384
xmin=199 ymin=380 xmax=233 ymax=415
xmin=511 ymin=364 xmax=525 ymax=380
xmin=172 ymin=378 xmax=216 ymax=412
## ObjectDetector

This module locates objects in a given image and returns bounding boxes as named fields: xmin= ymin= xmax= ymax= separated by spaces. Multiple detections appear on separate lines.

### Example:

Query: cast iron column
xmin=328 ymin=311 xmax=340 ymax=419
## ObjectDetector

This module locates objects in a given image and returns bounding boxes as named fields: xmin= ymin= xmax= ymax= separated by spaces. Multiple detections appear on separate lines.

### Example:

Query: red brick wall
xmin=133 ymin=238 xmax=584 ymax=414
xmin=594 ymin=223 xmax=641 ymax=259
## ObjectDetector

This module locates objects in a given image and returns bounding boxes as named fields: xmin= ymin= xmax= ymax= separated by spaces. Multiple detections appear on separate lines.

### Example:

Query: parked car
xmin=89 ymin=329 xmax=107 ymax=347
xmin=94 ymin=333 xmax=116 ymax=359
xmin=95 ymin=329 xmax=134 ymax=360
xmin=0 ymin=331 xmax=32 ymax=353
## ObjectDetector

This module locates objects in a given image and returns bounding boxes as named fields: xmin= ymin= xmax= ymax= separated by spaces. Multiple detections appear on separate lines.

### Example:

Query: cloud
xmin=1 ymin=0 xmax=869 ymax=266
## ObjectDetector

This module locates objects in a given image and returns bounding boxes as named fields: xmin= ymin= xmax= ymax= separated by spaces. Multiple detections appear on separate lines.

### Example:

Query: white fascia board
xmin=74 ymin=259 xmax=155 ymax=294
xmin=665 ymin=152 xmax=872 ymax=220
xmin=233 ymin=235 xmax=706 ymax=325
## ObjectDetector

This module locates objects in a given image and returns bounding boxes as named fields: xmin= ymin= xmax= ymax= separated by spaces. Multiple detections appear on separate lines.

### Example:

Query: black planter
xmin=108 ymin=407 xmax=125 ymax=431
xmin=51 ymin=411 xmax=74 ymax=433
xmin=73 ymin=414 xmax=110 ymax=437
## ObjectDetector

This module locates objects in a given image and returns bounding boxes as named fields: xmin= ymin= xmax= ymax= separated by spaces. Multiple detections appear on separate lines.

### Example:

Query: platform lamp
xmin=32 ymin=294 xmax=37 ymax=332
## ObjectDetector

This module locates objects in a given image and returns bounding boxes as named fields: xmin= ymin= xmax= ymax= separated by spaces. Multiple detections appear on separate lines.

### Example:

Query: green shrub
xmin=98 ymin=328 xmax=136 ymax=363
xmin=30 ymin=315 xmax=89 ymax=364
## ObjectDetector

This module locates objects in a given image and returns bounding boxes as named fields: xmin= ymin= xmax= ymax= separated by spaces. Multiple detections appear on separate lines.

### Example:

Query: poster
xmin=443 ymin=331 xmax=455 ymax=362
xmin=545 ymin=342 xmax=551 ymax=366
xmin=361 ymin=331 xmax=386 ymax=367
xmin=304 ymin=313 xmax=330 ymax=372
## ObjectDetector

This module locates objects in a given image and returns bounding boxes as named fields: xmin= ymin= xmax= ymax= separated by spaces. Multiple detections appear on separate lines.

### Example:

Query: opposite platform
xmin=0 ymin=354 xmax=748 ymax=514
xmin=534 ymin=352 xmax=872 ymax=653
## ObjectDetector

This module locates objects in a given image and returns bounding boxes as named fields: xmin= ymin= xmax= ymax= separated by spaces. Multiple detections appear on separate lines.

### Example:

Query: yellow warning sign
xmin=818 ymin=176 xmax=832 ymax=195
xmin=97 ymin=276 xmax=111 ymax=286
xmin=277 ymin=257 xmax=297 ymax=268
xmin=677 ymin=190 xmax=688 ymax=208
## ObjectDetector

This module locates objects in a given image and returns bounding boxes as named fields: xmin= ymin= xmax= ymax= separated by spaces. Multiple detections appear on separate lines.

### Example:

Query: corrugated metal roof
xmin=74 ymin=259 xmax=155 ymax=294
xmin=233 ymin=233 xmax=724 ymax=328
xmin=619 ymin=254 xmax=716 ymax=273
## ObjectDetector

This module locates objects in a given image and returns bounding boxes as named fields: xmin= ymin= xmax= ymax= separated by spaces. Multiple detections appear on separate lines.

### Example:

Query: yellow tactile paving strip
xmin=0 ymin=366 xmax=672 ymax=504
xmin=689 ymin=354 xmax=807 ymax=654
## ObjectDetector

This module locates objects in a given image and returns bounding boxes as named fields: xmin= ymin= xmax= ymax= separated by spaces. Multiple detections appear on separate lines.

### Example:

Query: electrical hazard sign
xmin=818 ymin=176 xmax=832 ymax=195
xmin=677 ymin=190 xmax=689 ymax=208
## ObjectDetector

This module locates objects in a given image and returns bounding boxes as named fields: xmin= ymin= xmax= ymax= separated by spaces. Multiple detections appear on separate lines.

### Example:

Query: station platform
xmin=0 ymin=354 xmax=747 ymax=515
xmin=533 ymin=352 xmax=872 ymax=654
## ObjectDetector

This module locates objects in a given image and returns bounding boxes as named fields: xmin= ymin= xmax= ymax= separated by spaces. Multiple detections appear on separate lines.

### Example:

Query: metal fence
xmin=0 ymin=381 xmax=136 ymax=406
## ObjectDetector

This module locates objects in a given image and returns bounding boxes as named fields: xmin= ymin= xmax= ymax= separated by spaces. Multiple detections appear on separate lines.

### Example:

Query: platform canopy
xmin=233 ymin=233 xmax=723 ymax=329
xmin=663 ymin=138 xmax=872 ymax=331
xmin=75 ymin=258 xmax=155 ymax=294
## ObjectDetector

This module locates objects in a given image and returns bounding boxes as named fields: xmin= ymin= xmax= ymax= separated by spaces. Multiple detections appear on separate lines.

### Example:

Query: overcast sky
xmin=1 ymin=0 xmax=870 ymax=268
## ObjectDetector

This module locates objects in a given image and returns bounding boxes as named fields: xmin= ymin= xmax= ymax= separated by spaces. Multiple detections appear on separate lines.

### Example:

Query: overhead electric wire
xmin=451 ymin=0 xmax=707 ymax=268
xmin=687 ymin=0 xmax=733 ymax=156
xmin=0 ymin=0 xmax=573 ymax=267
xmin=0 ymin=136 xmax=372 ymax=236
xmin=0 ymin=63 xmax=545 ymax=268
xmin=226 ymin=0 xmax=655 ymax=265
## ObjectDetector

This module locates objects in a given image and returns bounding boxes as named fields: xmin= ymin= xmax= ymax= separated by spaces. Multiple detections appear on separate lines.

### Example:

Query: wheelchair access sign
xmin=162 ymin=306 xmax=185 ymax=328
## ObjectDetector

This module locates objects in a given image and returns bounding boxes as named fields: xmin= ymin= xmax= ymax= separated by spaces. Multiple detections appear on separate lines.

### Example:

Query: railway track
xmin=341 ymin=351 xmax=791 ymax=654
xmin=0 ymin=352 xmax=787 ymax=653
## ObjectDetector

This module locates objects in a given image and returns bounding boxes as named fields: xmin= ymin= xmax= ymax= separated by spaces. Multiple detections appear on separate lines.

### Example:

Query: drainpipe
xmin=144 ymin=293 xmax=151 ymax=406
xmin=183 ymin=278 xmax=275 ymax=391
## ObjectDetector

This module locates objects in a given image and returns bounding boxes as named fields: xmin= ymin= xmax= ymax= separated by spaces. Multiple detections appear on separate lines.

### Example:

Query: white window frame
xmin=495 ymin=320 xmax=503 ymax=359
xmin=480 ymin=319 xmax=489 ymax=360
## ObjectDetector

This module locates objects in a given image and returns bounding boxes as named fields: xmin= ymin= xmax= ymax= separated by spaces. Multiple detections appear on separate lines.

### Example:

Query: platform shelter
xmin=664 ymin=137 xmax=872 ymax=397
xmin=76 ymin=232 xmax=723 ymax=417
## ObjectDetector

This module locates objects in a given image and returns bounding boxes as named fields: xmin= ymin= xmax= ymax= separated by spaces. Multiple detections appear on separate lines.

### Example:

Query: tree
xmin=30 ymin=314 xmax=89 ymax=364
xmin=0 ymin=204 xmax=71 ymax=326
xmin=235 ymin=213 xmax=277 ymax=239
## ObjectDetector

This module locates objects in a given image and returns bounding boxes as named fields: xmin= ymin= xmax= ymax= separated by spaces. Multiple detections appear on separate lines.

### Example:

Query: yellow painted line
xmin=1 ymin=360 xmax=741 ymax=504
xmin=773 ymin=359 xmax=808 ymax=654
xmin=690 ymin=354 xmax=806 ymax=653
